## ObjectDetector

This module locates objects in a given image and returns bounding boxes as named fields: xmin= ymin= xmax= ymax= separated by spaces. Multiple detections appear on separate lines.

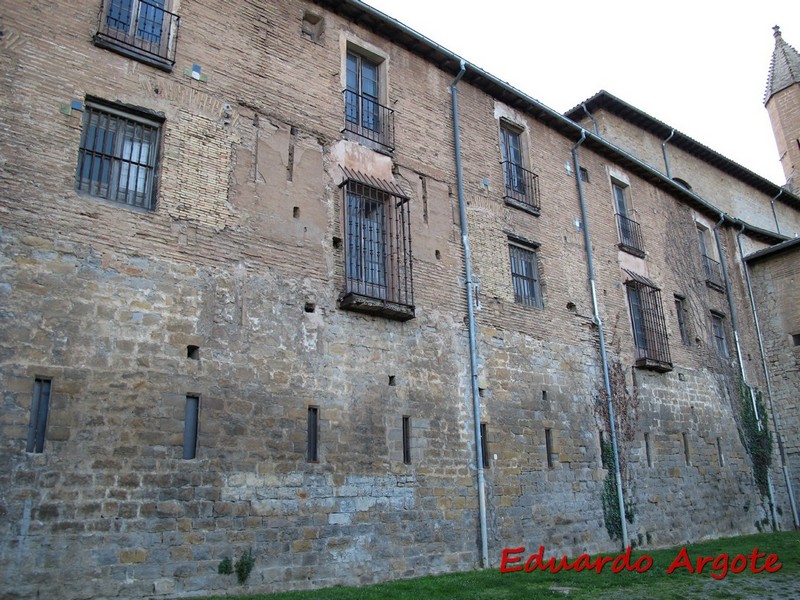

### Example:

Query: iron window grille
xmin=711 ymin=312 xmax=729 ymax=357
xmin=509 ymin=242 xmax=543 ymax=308
xmin=94 ymin=0 xmax=179 ymax=70
xmin=625 ymin=270 xmax=672 ymax=371
xmin=76 ymin=100 xmax=162 ymax=210
xmin=339 ymin=168 xmax=414 ymax=320
xmin=613 ymin=182 xmax=645 ymax=256
xmin=343 ymin=51 xmax=394 ymax=152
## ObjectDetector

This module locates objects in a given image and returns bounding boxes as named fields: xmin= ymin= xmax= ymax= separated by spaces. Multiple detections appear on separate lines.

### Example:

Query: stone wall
xmin=0 ymin=0 xmax=793 ymax=598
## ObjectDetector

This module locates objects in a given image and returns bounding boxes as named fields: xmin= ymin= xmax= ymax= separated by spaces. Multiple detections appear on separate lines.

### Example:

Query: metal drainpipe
xmin=735 ymin=225 xmax=799 ymax=528
xmin=572 ymin=131 xmax=629 ymax=549
xmin=581 ymin=103 xmax=599 ymax=136
xmin=712 ymin=215 xmax=778 ymax=528
xmin=450 ymin=59 xmax=489 ymax=568
xmin=769 ymin=189 xmax=783 ymax=236
xmin=661 ymin=129 xmax=675 ymax=178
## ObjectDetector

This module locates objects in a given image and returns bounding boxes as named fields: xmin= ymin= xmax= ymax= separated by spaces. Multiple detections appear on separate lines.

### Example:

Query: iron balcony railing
xmin=702 ymin=254 xmax=725 ymax=289
xmin=626 ymin=276 xmax=672 ymax=372
xmin=343 ymin=90 xmax=395 ymax=152
xmin=95 ymin=0 xmax=179 ymax=70
xmin=501 ymin=161 xmax=540 ymax=212
xmin=616 ymin=213 xmax=645 ymax=256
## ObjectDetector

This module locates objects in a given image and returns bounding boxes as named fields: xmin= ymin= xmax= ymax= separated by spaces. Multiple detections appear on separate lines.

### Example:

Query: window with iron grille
xmin=711 ymin=311 xmax=729 ymax=357
xmin=674 ymin=294 xmax=690 ymax=345
xmin=625 ymin=271 xmax=672 ymax=371
xmin=26 ymin=378 xmax=52 ymax=454
xmin=509 ymin=241 xmax=543 ymax=308
xmin=339 ymin=169 xmax=414 ymax=320
xmin=613 ymin=181 xmax=645 ymax=257
xmin=697 ymin=225 xmax=724 ymax=290
xmin=76 ymin=100 xmax=162 ymax=210
xmin=344 ymin=50 xmax=394 ymax=151
xmin=94 ymin=0 xmax=179 ymax=70
xmin=500 ymin=122 xmax=540 ymax=213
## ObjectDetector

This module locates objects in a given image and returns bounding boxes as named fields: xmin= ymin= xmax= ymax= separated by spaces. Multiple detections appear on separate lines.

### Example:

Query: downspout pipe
xmin=736 ymin=225 xmax=799 ymax=528
xmin=572 ymin=131 xmax=629 ymax=549
xmin=581 ymin=103 xmax=599 ymax=136
xmin=713 ymin=215 xmax=778 ymax=528
xmin=451 ymin=60 xmax=490 ymax=568
xmin=769 ymin=189 xmax=783 ymax=236
xmin=661 ymin=129 xmax=675 ymax=179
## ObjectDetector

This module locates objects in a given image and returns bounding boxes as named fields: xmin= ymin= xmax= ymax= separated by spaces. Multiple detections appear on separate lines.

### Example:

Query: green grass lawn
xmin=206 ymin=531 xmax=800 ymax=600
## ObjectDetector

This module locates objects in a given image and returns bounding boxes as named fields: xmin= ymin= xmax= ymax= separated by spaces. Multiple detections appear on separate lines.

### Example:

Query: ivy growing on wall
xmin=740 ymin=382 xmax=773 ymax=498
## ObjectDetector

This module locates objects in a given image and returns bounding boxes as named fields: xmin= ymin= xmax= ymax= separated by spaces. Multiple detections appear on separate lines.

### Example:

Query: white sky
xmin=362 ymin=0 xmax=796 ymax=186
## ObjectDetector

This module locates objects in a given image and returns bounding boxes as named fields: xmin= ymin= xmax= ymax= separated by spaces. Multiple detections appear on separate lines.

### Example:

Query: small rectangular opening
xmin=27 ymin=378 xmax=52 ymax=453
xmin=183 ymin=395 xmax=200 ymax=460
xmin=644 ymin=432 xmax=653 ymax=467
xmin=792 ymin=333 xmax=800 ymax=347
xmin=544 ymin=428 xmax=554 ymax=469
xmin=717 ymin=436 xmax=725 ymax=467
xmin=682 ymin=432 xmax=691 ymax=466
xmin=402 ymin=415 xmax=411 ymax=465
xmin=480 ymin=422 xmax=489 ymax=469
xmin=307 ymin=406 xmax=319 ymax=462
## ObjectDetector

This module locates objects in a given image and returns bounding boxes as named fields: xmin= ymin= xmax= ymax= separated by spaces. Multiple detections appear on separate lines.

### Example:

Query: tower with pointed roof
xmin=765 ymin=26 xmax=800 ymax=194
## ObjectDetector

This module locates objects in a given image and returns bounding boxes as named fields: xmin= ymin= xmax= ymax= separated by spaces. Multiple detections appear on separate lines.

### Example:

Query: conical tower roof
xmin=764 ymin=26 xmax=800 ymax=105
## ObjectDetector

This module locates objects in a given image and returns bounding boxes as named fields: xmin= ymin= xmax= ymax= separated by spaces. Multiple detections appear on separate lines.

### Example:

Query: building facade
xmin=1 ymin=1 xmax=799 ymax=598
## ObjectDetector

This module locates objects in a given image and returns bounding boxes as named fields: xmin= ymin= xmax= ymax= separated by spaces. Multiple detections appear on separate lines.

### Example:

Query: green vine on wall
xmin=740 ymin=383 xmax=773 ymax=498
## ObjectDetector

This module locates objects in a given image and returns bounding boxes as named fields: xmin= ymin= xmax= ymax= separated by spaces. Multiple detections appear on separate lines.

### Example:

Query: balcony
xmin=702 ymin=255 xmax=725 ymax=291
xmin=616 ymin=213 xmax=645 ymax=257
xmin=501 ymin=161 xmax=540 ymax=214
xmin=343 ymin=90 xmax=395 ymax=153
xmin=94 ymin=0 xmax=179 ymax=71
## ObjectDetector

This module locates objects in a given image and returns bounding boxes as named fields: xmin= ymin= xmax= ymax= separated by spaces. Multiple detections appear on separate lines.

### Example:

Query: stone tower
xmin=765 ymin=26 xmax=800 ymax=194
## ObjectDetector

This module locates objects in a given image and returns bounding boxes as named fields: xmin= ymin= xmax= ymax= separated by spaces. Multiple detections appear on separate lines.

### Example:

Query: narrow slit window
xmin=402 ymin=415 xmax=411 ymax=465
xmin=183 ymin=395 xmax=199 ymax=459
xmin=682 ymin=432 xmax=691 ymax=466
xmin=480 ymin=422 xmax=489 ymax=469
xmin=717 ymin=437 xmax=725 ymax=467
xmin=644 ymin=432 xmax=653 ymax=467
xmin=545 ymin=428 xmax=554 ymax=469
xmin=307 ymin=406 xmax=319 ymax=462
xmin=26 ymin=378 xmax=52 ymax=453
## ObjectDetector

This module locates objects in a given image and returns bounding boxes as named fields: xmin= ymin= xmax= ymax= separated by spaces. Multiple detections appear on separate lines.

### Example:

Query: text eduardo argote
xmin=500 ymin=545 xmax=782 ymax=580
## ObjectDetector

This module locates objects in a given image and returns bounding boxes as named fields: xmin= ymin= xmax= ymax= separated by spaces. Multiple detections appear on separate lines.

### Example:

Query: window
xmin=579 ymin=167 xmax=590 ymax=183
xmin=26 ymin=378 xmax=52 ymax=453
xmin=307 ymin=406 xmax=319 ymax=462
xmin=717 ymin=437 xmax=725 ymax=467
xmin=500 ymin=122 xmax=540 ymax=212
xmin=344 ymin=50 xmax=393 ymax=151
xmin=183 ymin=395 xmax=199 ymax=459
xmin=682 ymin=432 xmax=691 ymax=466
xmin=625 ymin=270 xmax=672 ymax=371
xmin=644 ymin=432 xmax=653 ymax=467
xmin=544 ymin=428 xmax=554 ymax=468
xmin=711 ymin=312 xmax=729 ymax=357
xmin=674 ymin=295 xmax=690 ymax=345
xmin=612 ymin=182 xmax=645 ymax=256
xmin=509 ymin=241 xmax=543 ymax=308
xmin=402 ymin=416 xmax=411 ymax=465
xmin=697 ymin=225 xmax=724 ymax=290
xmin=339 ymin=168 xmax=414 ymax=320
xmin=94 ymin=0 xmax=179 ymax=70
xmin=76 ymin=100 xmax=162 ymax=210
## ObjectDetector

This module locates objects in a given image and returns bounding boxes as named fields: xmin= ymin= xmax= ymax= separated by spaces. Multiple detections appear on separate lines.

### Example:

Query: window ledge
xmin=705 ymin=279 xmax=725 ymax=293
xmin=504 ymin=197 xmax=540 ymax=216
xmin=618 ymin=243 xmax=646 ymax=258
xmin=634 ymin=357 xmax=673 ymax=373
xmin=340 ymin=292 xmax=415 ymax=321
xmin=93 ymin=35 xmax=174 ymax=72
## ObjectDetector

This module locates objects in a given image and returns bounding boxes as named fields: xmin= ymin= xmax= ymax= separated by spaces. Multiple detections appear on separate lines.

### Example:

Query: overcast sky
xmin=362 ymin=0 xmax=796 ymax=186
